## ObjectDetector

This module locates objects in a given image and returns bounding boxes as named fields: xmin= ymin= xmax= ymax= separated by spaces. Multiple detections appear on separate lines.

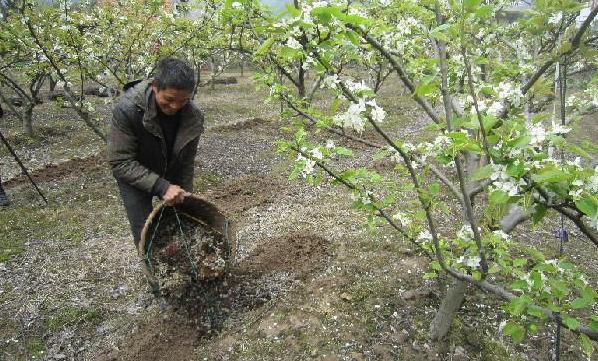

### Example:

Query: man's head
xmin=151 ymin=58 xmax=195 ymax=116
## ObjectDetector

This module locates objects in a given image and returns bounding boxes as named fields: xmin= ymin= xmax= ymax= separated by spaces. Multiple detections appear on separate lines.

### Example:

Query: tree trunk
xmin=298 ymin=63 xmax=306 ymax=99
xmin=429 ymin=279 xmax=467 ymax=341
xmin=49 ymin=76 xmax=57 ymax=92
xmin=210 ymin=58 xmax=216 ymax=90
xmin=22 ymin=103 xmax=33 ymax=136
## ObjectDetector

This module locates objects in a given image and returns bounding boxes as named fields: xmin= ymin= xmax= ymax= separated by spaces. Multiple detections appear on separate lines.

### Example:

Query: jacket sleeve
xmin=107 ymin=105 xmax=165 ymax=195
xmin=173 ymin=136 xmax=200 ymax=193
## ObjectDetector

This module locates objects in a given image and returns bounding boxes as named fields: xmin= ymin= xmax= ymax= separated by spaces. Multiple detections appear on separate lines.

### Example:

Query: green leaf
xmin=562 ymin=316 xmax=580 ymax=330
xmin=507 ymin=295 xmax=532 ymax=316
xmin=463 ymin=0 xmax=482 ymax=11
xmin=510 ymin=135 xmax=530 ymax=148
xmin=526 ymin=307 xmax=547 ymax=320
xmin=311 ymin=6 xmax=334 ymax=23
xmin=475 ymin=5 xmax=494 ymax=18
xmin=513 ymin=258 xmax=527 ymax=267
xmin=430 ymin=23 xmax=451 ymax=42
xmin=569 ymin=297 xmax=595 ymax=309
xmin=506 ymin=161 xmax=525 ymax=178
xmin=503 ymin=321 xmax=525 ymax=343
xmin=336 ymin=147 xmax=353 ymax=156
xmin=285 ymin=3 xmax=301 ymax=17
xmin=472 ymin=164 xmax=494 ymax=181
xmin=429 ymin=183 xmax=440 ymax=194
xmin=550 ymin=280 xmax=570 ymax=300
xmin=489 ymin=190 xmax=510 ymax=205
xmin=534 ymin=168 xmax=571 ymax=183
xmin=294 ymin=128 xmax=306 ymax=143
xmin=532 ymin=204 xmax=548 ymax=224
xmin=255 ymin=37 xmax=276 ymax=56
xmin=430 ymin=261 xmax=442 ymax=271
xmin=579 ymin=334 xmax=594 ymax=358
xmin=423 ymin=272 xmax=438 ymax=279
xmin=415 ymin=83 xmax=437 ymax=97
xmin=511 ymin=280 xmax=528 ymax=290
xmin=575 ymin=196 xmax=598 ymax=217
xmin=482 ymin=115 xmax=499 ymax=130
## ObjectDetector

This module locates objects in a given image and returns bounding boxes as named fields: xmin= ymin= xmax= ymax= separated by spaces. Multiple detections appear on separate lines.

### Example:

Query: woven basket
xmin=138 ymin=194 xmax=236 ymax=289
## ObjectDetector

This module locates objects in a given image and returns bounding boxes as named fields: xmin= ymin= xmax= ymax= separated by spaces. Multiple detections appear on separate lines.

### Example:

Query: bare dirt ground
xmin=1 ymin=73 xmax=597 ymax=361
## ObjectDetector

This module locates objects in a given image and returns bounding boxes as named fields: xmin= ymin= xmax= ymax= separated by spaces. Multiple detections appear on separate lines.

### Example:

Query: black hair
xmin=153 ymin=58 xmax=195 ymax=92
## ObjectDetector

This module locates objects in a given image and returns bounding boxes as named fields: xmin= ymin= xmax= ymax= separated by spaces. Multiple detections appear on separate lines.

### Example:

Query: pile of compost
xmin=139 ymin=196 xmax=236 ymax=296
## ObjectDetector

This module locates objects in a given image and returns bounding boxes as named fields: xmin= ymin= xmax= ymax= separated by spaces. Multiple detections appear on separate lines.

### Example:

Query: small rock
xmin=54 ymin=353 xmax=67 ymax=360
xmin=339 ymin=292 xmax=353 ymax=301
xmin=452 ymin=346 xmax=468 ymax=361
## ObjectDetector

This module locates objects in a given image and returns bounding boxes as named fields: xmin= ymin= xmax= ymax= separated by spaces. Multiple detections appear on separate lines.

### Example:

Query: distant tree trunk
xmin=22 ymin=103 xmax=33 ymax=136
xmin=297 ymin=63 xmax=306 ymax=99
xmin=210 ymin=57 xmax=216 ymax=90
xmin=49 ymin=76 xmax=57 ymax=92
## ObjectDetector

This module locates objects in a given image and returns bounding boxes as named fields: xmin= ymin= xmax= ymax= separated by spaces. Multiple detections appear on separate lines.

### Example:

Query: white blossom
xmin=493 ymin=230 xmax=511 ymax=241
xmin=311 ymin=148 xmax=324 ymax=160
xmin=334 ymin=98 xmax=366 ymax=133
xmin=548 ymin=11 xmax=562 ymax=25
xmin=457 ymin=225 xmax=474 ymax=240
xmin=392 ymin=212 xmax=411 ymax=226
xmin=487 ymin=101 xmax=504 ymax=116
xmin=417 ymin=230 xmax=433 ymax=241
xmin=367 ymin=99 xmax=386 ymax=123
xmin=322 ymin=74 xmax=340 ymax=89
xmin=286 ymin=37 xmax=302 ymax=50
xmin=527 ymin=123 xmax=546 ymax=146
xmin=551 ymin=121 xmax=571 ymax=135
xmin=588 ymin=166 xmax=598 ymax=192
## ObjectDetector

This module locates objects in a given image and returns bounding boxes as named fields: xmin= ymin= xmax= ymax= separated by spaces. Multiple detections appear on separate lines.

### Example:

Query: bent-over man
xmin=107 ymin=58 xmax=204 ymax=246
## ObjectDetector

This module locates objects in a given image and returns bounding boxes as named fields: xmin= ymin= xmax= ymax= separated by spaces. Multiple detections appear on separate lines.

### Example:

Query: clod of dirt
xmin=237 ymin=232 xmax=330 ymax=279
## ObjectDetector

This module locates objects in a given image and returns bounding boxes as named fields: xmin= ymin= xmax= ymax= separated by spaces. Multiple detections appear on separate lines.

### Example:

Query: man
xmin=108 ymin=58 xmax=204 ymax=247
xmin=0 ymin=177 xmax=9 ymax=207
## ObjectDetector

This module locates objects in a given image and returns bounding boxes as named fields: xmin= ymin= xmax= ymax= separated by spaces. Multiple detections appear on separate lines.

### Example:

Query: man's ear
xmin=150 ymin=80 xmax=159 ymax=91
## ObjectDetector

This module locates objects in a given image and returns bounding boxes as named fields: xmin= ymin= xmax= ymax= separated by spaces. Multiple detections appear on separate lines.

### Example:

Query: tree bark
xmin=22 ymin=103 xmax=33 ymax=136
xmin=429 ymin=279 xmax=468 ymax=341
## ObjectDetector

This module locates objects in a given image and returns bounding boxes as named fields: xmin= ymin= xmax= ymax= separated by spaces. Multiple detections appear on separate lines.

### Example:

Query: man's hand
xmin=162 ymin=185 xmax=187 ymax=205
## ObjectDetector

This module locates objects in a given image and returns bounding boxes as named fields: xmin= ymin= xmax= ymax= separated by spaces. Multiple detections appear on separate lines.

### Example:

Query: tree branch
xmin=522 ymin=5 xmax=598 ymax=95
xmin=348 ymin=25 xmax=442 ymax=125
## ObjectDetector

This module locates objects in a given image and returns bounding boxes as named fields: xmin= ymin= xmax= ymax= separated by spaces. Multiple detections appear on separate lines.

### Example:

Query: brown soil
xmin=3 ymin=153 xmax=105 ymax=189
xmin=203 ymin=175 xmax=286 ymax=215
xmin=210 ymin=117 xmax=271 ymax=132
xmin=94 ymin=231 xmax=329 ymax=361
xmin=237 ymin=232 xmax=329 ymax=279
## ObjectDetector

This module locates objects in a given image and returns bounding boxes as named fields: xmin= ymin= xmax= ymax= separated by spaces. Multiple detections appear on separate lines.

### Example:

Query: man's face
xmin=151 ymin=82 xmax=193 ymax=116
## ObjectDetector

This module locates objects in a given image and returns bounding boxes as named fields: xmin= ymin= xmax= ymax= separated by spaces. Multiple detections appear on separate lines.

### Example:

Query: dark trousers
xmin=117 ymin=181 xmax=154 ymax=247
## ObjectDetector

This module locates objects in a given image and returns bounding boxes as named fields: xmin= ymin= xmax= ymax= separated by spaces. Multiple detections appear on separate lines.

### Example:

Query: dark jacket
xmin=107 ymin=80 xmax=204 ymax=195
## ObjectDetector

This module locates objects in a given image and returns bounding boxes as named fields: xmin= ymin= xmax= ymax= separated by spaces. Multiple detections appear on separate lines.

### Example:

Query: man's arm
xmin=107 ymin=106 xmax=163 ymax=195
